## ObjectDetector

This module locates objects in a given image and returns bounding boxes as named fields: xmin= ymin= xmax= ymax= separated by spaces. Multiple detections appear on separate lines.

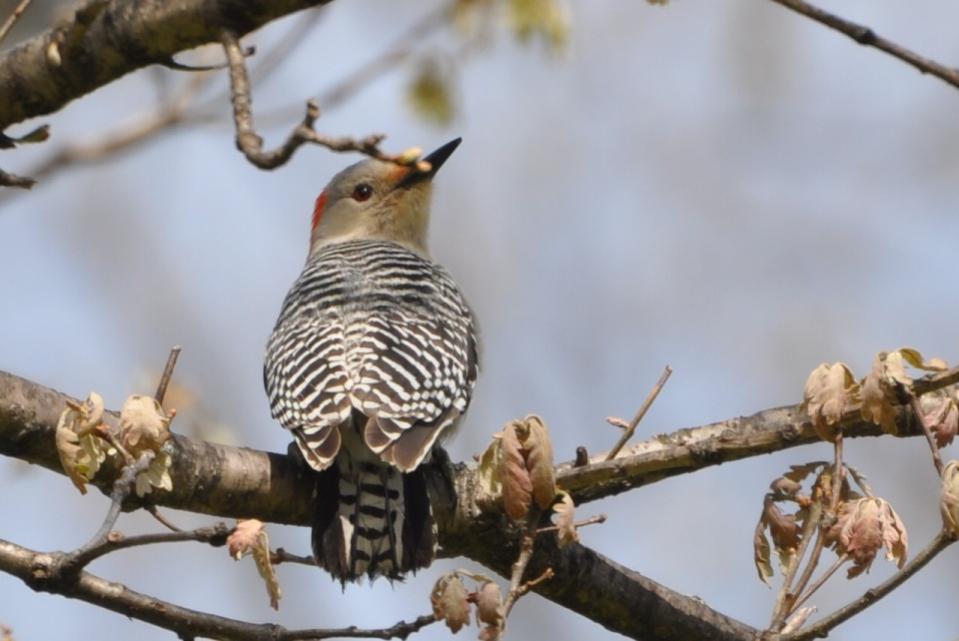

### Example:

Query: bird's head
xmin=308 ymin=138 xmax=462 ymax=258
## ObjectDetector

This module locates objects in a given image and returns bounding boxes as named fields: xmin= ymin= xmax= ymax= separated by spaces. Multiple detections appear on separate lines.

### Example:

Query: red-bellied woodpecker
xmin=264 ymin=138 xmax=478 ymax=582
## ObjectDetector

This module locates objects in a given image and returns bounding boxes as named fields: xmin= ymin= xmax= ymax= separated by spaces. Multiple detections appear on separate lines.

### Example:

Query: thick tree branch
xmin=0 ymin=0 xmax=333 ymax=130
xmin=768 ymin=0 xmax=959 ymax=92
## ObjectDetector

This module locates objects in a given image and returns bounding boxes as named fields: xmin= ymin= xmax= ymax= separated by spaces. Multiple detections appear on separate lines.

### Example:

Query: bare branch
xmin=155 ymin=345 xmax=182 ymax=406
xmin=0 ymin=167 xmax=34 ymax=189
xmin=0 ymin=536 xmax=436 ymax=641
xmin=605 ymin=365 xmax=672 ymax=461
xmin=221 ymin=31 xmax=425 ymax=171
xmin=0 ymin=0 xmax=33 ymax=45
xmin=768 ymin=0 xmax=959 ymax=92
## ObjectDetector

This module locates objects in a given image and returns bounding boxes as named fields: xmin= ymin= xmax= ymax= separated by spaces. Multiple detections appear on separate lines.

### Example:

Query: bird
xmin=263 ymin=138 xmax=478 ymax=582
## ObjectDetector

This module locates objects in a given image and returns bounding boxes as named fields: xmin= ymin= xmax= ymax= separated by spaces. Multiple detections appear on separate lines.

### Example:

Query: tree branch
xmin=768 ymin=0 xmax=959 ymax=92
xmin=0 ymin=0 xmax=335 ymax=130
xmin=4 ymin=366 xmax=955 ymax=640
xmin=0 ymin=537 xmax=436 ymax=641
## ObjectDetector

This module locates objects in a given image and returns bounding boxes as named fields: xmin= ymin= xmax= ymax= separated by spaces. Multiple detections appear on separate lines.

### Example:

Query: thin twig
xmin=145 ymin=504 xmax=183 ymax=532
xmin=71 ymin=523 xmax=231 ymax=569
xmin=0 ymin=0 xmax=33 ymax=45
xmin=536 ymin=514 xmax=607 ymax=535
xmin=502 ymin=517 xmax=553 ymax=619
xmin=789 ymin=553 xmax=847 ymax=616
xmin=155 ymin=345 xmax=182 ymax=405
xmin=606 ymin=365 xmax=672 ymax=461
xmin=782 ymin=531 xmax=956 ymax=641
xmin=66 ymin=452 xmax=156 ymax=571
xmin=770 ymin=502 xmax=822 ymax=628
xmin=906 ymin=391 xmax=945 ymax=476
xmin=272 ymin=547 xmax=317 ymax=566
xmin=221 ymin=30 xmax=423 ymax=172
xmin=768 ymin=0 xmax=959 ymax=92
xmin=0 ymin=167 xmax=35 ymax=189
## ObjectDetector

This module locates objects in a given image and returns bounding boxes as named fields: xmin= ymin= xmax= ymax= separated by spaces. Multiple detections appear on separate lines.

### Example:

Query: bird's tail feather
xmin=311 ymin=455 xmax=435 ymax=582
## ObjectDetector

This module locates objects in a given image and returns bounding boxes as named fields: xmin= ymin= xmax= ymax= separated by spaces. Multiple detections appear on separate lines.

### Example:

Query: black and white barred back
xmin=264 ymin=239 xmax=478 ymax=581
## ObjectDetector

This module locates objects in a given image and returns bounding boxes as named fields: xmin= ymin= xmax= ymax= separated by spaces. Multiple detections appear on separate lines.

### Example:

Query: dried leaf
xmin=500 ymin=422 xmax=532 ymax=521
xmin=522 ymin=416 xmax=556 ymax=509
xmin=941 ymin=461 xmax=959 ymax=537
xmin=753 ymin=521 xmax=774 ymax=585
xmin=783 ymin=461 xmax=828 ymax=484
xmin=120 ymin=395 xmax=170 ymax=456
xmin=476 ymin=435 xmax=504 ymax=498
xmin=833 ymin=497 xmax=907 ymax=578
xmin=897 ymin=348 xmax=947 ymax=372
xmin=478 ymin=626 xmax=501 ymax=641
xmin=552 ymin=491 xmax=579 ymax=547
xmin=55 ymin=392 xmax=108 ymax=494
xmin=431 ymin=573 xmax=470 ymax=633
xmin=860 ymin=352 xmax=899 ymax=434
xmin=926 ymin=395 xmax=959 ymax=448
xmin=769 ymin=476 xmax=802 ymax=497
xmin=227 ymin=520 xmax=280 ymax=609
xmin=475 ymin=581 xmax=504 ymax=628
xmin=228 ymin=519 xmax=266 ymax=559
xmin=801 ymin=363 xmax=858 ymax=442
xmin=764 ymin=498 xmax=801 ymax=552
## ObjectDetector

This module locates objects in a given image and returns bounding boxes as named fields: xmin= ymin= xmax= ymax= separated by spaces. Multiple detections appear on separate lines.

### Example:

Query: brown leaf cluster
xmin=227 ymin=519 xmax=281 ymax=610
xmin=802 ymin=349 xmax=949 ymax=442
xmin=478 ymin=416 xmax=556 ymax=521
xmin=828 ymin=497 xmax=908 ymax=578
xmin=431 ymin=572 xmax=506 ymax=640
xmin=754 ymin=462 xmax=869 ymax=585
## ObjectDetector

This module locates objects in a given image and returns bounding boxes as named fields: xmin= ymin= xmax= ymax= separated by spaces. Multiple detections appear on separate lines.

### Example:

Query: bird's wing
xmin=264 ymin=318 xmax=352 ymax=470
xmin=353 ymin=308 xmax=478 ymax=472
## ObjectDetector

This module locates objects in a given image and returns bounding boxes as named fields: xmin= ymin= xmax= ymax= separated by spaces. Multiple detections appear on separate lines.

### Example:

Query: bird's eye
xmin=352 ymin=183 xmax=374 ymax=202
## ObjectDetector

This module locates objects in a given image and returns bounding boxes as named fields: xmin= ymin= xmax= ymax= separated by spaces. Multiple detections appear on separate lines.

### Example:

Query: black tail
xmin=311 ymin=459 xmax=436 ymax=583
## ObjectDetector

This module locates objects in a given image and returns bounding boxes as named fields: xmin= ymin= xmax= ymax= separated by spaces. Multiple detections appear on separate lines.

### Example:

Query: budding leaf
xmin=830 ymin=497 xmax=907 ymax=578
xmin=897 ymin=347 xmax=947 ymax=372
xmin=552 ymin=490 xmax=579 ymax=547
xmin=55 ymin=392 xmax=108 ymax=494
xmin=120 ymin=394 xmax=170 ymax=456
xmin=500 ymin=421 xmax=532 ymax=521
xmin=227 ymin=519 xmax=281 ymax=610
xmin=801 ymin=363 xmax=859 ymax=442
xmin=522 ymin=415 xmax=556 ymax=509
xmin=134 ymin=449 xmax=172 ymax=497
xmin=753 ymin=522 xmax=774 ymax=586
xmin=431 ymin=573 xmax=470 ymax=633
xmin=475 ymin=581 xmax=504 ymax=629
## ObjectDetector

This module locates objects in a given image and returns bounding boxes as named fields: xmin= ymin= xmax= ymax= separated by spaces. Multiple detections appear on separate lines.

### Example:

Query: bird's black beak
xmin=397 ymin=137 xmax=462 ymax=188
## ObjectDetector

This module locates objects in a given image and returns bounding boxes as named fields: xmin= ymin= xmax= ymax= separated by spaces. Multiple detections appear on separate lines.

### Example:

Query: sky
xmin=1 ymin=1 xmax=958 ymax=640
